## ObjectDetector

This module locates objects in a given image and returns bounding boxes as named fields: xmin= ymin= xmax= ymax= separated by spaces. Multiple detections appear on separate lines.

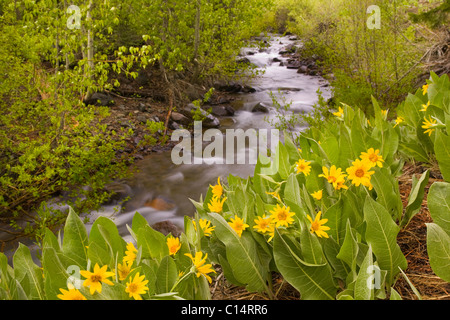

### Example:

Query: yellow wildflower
xmin=208 ymin=195 xmax=226 ymax=213
xmin=420 ymin=101 xmax=430 ymax=112
xmin=266 ymin=190 xmax=281 ymax=202
xmin=422 ymin=116 xmax=438 ymax=136
xmin=393 ymin=116 xmax=404 ymax=128
xmin=307 ymin=211 xmax=330 ymax=238
xmin=185 ymin=252 xmax=216 ymax=283
xmin=210 ymin=177 xmax=223 ymax=198
xmin=253 ymin=215 xmax=273 ymax=234
xmin=228 ymin=215 xmax=249 ymax=237
xmin=346 ymin=158 xmax=375 ymax=190
xmin=193 ymin=219 xmax=215 ymax=237
xmin=80 ymin=263 xmax=115 ymax=295
xmin=57 ymin=283 xmax=87 ymax=300
xmin=333 ymin=107 xmax=344 ymax=118
xmin=123 ymin=242 xmax=138 ymax=265
xmin=125 ymin=272 xmax=149 ymax=300
xmin=266 ymin=224 xmax=275 ymax=242
xmin=295 ymin=159 xmax=312 ymax=176
xmin=311 ymin=190 xmax=323 ymax=201
xmin=319 ymin=165 xmax=348 ymax=190
xmin=167 ymin=235 xmax=182 ymax=255
xmin=117 ymin=259 xmax=134 ymax=281
xmin=360 ymin=148 xmax=384 ymax=168
xmin=422 ymin=84 xmax=429 ymax=95
xmin=269 ymin=204 xmax=295 ymax=228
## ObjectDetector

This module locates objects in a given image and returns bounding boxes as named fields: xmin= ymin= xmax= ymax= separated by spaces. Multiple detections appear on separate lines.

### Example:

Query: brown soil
xmin=394 ymin=163 xmax=450 ymax=300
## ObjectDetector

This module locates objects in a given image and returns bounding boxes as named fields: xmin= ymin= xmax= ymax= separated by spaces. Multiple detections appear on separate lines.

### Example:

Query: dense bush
xmin=272 ymin=0 xmax=436 ymax=110
xmin=0 ymin=0 xmax=273 ymax=239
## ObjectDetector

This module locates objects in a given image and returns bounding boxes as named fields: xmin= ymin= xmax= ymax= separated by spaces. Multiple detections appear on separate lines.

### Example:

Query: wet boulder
xmin=251 ymin=102 xmax=270 ymax=113
xmin=210 ymin=104 xmax=235 ymax=117
xmin=84 ymin=92 xmax=115 ymax=106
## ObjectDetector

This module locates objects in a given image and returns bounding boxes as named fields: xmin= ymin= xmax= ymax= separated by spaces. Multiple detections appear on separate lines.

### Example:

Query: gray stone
xmin=171 ymin=112 xmax=190 ymax=125
xmin=251 ymin=102 xmax=269 ymax=113
xmin=84 ymin=92 xmax=115 ymax=106
xmin=210 ymin=104 xmax=236 ymax=117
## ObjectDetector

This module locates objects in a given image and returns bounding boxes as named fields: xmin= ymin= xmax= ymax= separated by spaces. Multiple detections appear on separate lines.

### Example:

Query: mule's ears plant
xmin=192 ymin=91 xmax=446 ymax=300
xmin=396 ymin=72 xmax=449 ymax=181
xmin=0 ymin=207 xmax=214 ymax=300
xmin=426 ymin=182 xmax=450 ymax=283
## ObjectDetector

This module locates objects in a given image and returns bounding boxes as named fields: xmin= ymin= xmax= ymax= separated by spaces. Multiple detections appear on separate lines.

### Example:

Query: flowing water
xmin=3 ymin=34 xmax=332 ymax=259
xmin=90 ymin=34 xmax=332 ymax=242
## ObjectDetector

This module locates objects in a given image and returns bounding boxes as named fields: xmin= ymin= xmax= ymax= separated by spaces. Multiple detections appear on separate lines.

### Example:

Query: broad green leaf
xmin=434 ymin=130 xmax=450 ymax=182
xmin=88 ymin=217 xmax=126 ymax=266
xmin=273 ymin=229 xmax=337 ymax=300
xmin=299 ymin=221 xmax=326 ymax=266
xmin=62 ymin=207 xmax=88 ymax=267
xmin=137 ymin=225 xmax=169 ymax=262
xmin=321 ymin=135 xmax=339 ymax=165
xmin=401 ymin=170 xmax=430 ymax=228
xmin=284 ymin=133 xmax=300 ymax=161
xmin=140 ymin=260 xmax=158 ymax=296
xmin=277 ymin=142 xmax=290 ymax=180
xmin=426 ymin=223 xmax=450 ymax=282
xmin=8 ymin=278 xmax=28 ymax=300
xmin=322 ymin=237 xmax=350 ymax=280
xmin=42 ymin=228 xmax=61 ymax=253
xmin=132 ymin=211 xmax=149 ymax=235
xmin=427 ymin=182 xmax=450 ymax=235
xmin=337 ymin=123 xmax=355 ymax=169
xmin=390 ymin=288 xmax=402 ymax=300
xmin=253 ymin=156 xmax=273 ymax=202
xmin=363 ymin=196 xmax=407 ymax=285
xmin=416 ymin=120 xmax=434 ymax=154
xmin=156 ymin=256 xmax=178 ymax=294
xmin=351 ymin=118 xmax=380 ymax=158
xmin=0 ymin=252 xmax=16 ymax=299
xmin=336 ymin=220 xmax=359 ymax=272
xmin=399 ymin=141 xmax=429 ymax=163
xmin=428 ymin=74 xmax=450 ymax=110
xmin=13 ymin=243 xmax=45 ymax=300
xmin=208 ymin=212 xmax=271 ymax=294
xmin=305 ymin=162 xmax=325 ymax=195
xmin=324 ymin=199 xmax=348 ymax=245
xmin=42 ymin=247 xmax=71 ymax=300
xmin=87 ymin=240 xmax=111 ymax=267
xmin=403 ymin=93 xmax=424 ymax=127
xmin=371 ymin=168 xmax=402 ymax=220
xmin=218 ymin=254 xmax=245 ymax=287
xmin=354 ymin=246 xmax=375 ymax=300
xmin=381 ymin=125 xmax=399 ymax=166
xmin=284 ymin=173 xmax=304 ymax=219
xmin=371 ymin=96 xmax=383 ymax=129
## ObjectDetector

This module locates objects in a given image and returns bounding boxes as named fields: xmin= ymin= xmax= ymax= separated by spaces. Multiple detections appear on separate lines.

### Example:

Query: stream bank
xmin=1 ymin=33 xmax=332 ymax=260
xmin=86 ymin=34 xmax=332 ymax=243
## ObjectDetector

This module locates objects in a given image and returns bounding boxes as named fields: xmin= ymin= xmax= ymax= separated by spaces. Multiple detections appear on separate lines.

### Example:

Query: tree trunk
xmin=192 ymin=0 xmax=201 ymax=81
xmin=85 ymin=0 xmax=95 ymax=101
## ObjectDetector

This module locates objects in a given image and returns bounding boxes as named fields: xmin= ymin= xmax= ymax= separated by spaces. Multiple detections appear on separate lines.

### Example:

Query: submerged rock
xmin=84 ymin=92 xmax=115 ymax=106
xmin=251 ymin=102 xmax=270 ymax=113
xmin=151 ymin=221 xmax=182 ymax=237
xmin=145 ymin=196 xmax=176 ymax=211
xmin=209 ymin=104 xmax=236 ymax=117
